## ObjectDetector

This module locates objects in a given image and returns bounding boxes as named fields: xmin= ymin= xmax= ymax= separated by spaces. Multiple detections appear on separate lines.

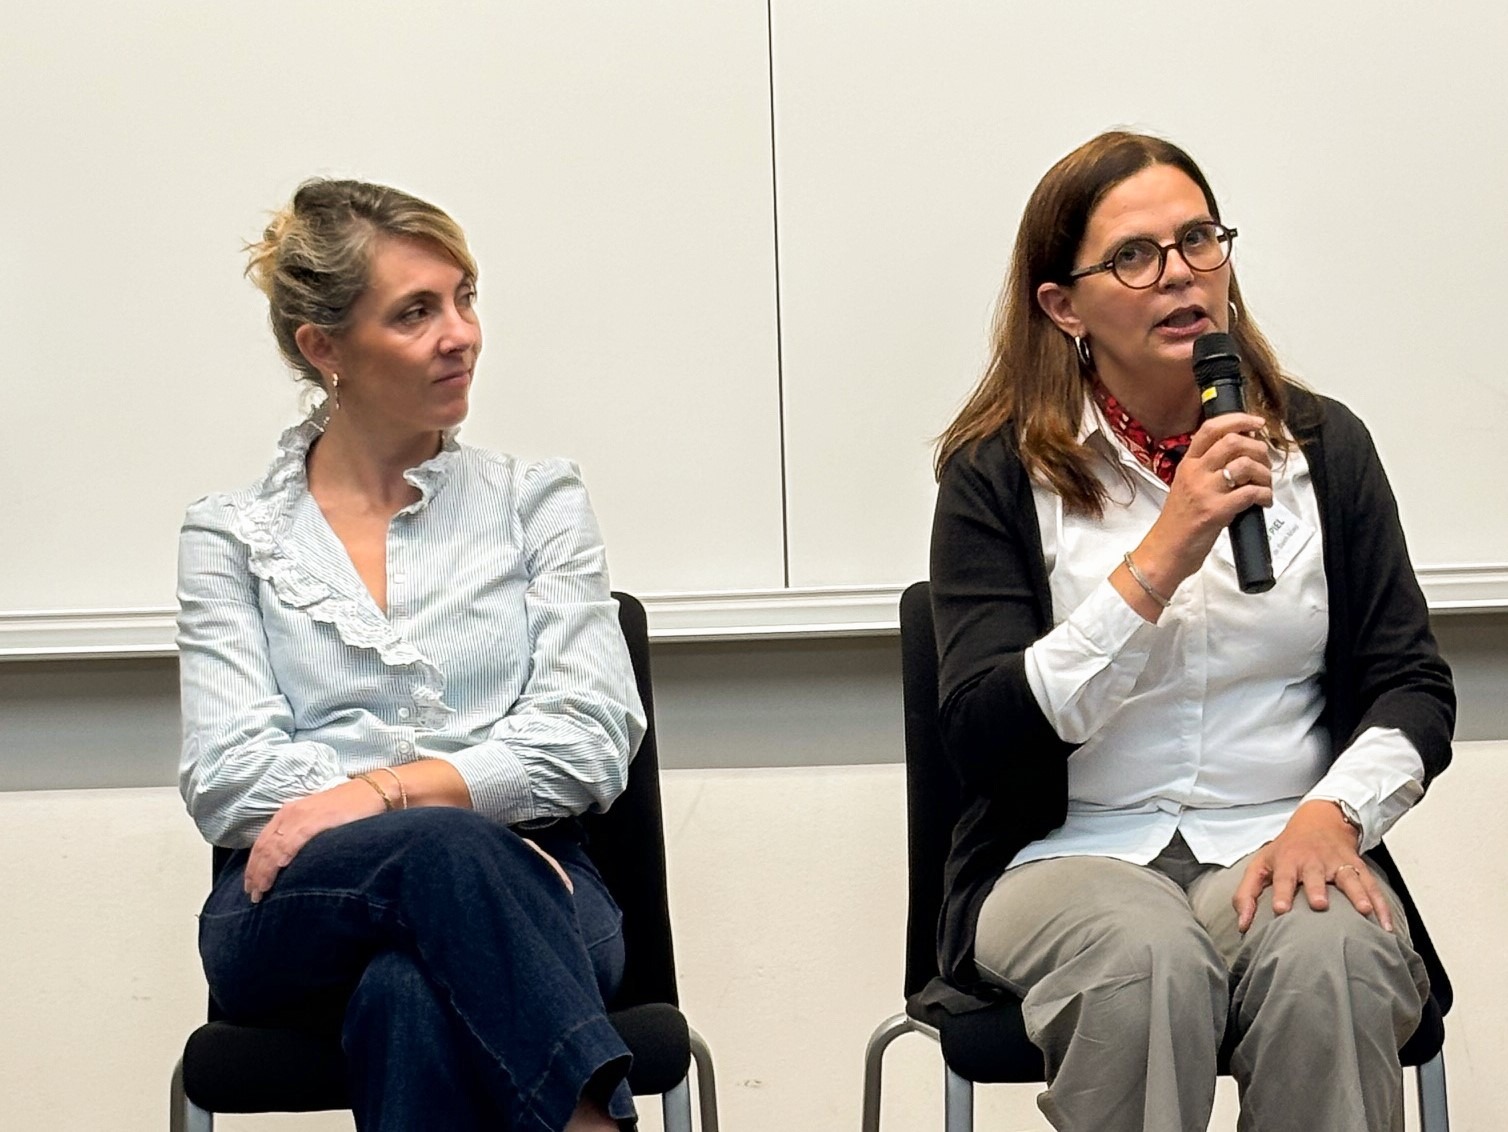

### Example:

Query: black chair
xmin=170 ymin=592 xmax=718 ymax=1132
xmin=861 ymin=580 xmax=1449 ymax=1132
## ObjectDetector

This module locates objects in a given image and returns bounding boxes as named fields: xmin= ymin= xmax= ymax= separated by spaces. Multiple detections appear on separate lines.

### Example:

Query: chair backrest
xmin=208 ymin=591 xmax=678 ymax=1013
xmin=897 ymin=579 xmax=963 ymax=999
xmin=582 ymin=591 xmax=679 ymax=1010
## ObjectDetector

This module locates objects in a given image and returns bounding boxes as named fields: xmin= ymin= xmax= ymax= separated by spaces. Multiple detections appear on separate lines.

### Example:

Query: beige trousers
xmin=974 ymin=835 xmax=1429 ymax=1132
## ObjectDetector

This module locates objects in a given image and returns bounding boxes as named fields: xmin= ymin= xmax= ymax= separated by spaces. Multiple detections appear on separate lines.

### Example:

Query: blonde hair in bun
xmin=245 ymin=179 xmax=477 ymax=389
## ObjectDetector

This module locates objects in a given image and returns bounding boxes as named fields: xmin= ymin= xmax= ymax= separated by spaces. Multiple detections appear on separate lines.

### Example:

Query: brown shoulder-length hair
xmin=935 ymin=130 xmax=1293 ymax=515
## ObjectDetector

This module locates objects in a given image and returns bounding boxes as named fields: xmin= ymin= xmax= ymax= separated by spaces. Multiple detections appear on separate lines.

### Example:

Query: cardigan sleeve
xmin=1320 ymin=399 xmax=1455 ymax=787
xmin=930 ymin=438 xmax=1077 ymax=799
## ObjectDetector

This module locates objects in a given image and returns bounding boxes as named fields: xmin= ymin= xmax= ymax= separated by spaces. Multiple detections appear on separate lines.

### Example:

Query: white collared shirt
xmin=1014 ymin=403 xmax=1423 ymax=869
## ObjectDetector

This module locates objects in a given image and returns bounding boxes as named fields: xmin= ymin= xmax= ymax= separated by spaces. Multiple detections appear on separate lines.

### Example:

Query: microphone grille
xmin=1192 ymin=331 xmax=1241 ymax=368
xmin=1192 ymin=331 xmax=1242 ymax=386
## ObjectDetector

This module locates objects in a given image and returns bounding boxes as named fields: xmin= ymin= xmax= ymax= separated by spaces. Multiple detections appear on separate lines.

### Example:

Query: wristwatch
xmin=1333 ymin=798 xmax=1363 ymax=848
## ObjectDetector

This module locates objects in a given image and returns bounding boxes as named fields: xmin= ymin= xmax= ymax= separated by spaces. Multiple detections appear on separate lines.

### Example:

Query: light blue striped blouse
xmin=176 ymin=413 xmax=646 ymax=847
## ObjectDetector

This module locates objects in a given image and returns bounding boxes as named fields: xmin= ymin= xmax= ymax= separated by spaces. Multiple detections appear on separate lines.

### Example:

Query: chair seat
xmin=606 ymin=1003 xmax=693 ymax=1094
xmin=906 ymin=976 xmax=1446 ymax=1087
xmin=905 ymin=986 xmax=1041 ymax=1085
xmin=182 ymin=1001 xmax=692 ymax=1115
xmin=182 ymin=1022 xmax=347 ymax=1114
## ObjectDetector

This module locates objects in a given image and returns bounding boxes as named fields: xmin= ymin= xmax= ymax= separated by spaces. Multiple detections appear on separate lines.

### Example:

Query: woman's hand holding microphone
xmin=1114 ymin=413 xmax=1273 ymax=621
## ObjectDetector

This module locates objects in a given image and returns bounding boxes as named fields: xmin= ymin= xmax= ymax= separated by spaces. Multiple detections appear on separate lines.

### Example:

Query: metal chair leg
xmin=862 ymin=1012 xmax=920 ymax=1132
xmin=1415 ymin=1051 xmax=1449 ymax=1132
xmin=943 ymin=1065 xmax=974 ymax=1132
xmin=661 ymin=1076 xmax=694 ymax=1132
xmin=689 ymin=1025 xmax=719 ymax=1132
xmin=169 ymin=1058 xmax=214 ymax=1132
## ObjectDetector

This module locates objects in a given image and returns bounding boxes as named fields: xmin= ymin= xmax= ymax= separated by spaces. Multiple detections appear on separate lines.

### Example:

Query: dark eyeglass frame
xmin=1067 ymin=221 xmax=1238 ymax=290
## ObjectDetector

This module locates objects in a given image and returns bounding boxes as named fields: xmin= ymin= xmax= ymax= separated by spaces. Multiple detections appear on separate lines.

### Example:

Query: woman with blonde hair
xmin=931 ymin=132 xmax=1453 ymax=1131
xmin=178 ymin=178 xmax=643 ymax=1131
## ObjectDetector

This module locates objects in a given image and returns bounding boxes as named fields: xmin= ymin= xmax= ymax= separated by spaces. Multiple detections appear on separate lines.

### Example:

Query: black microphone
xmin=1192 ymin=332 xmax=1275 ymax=594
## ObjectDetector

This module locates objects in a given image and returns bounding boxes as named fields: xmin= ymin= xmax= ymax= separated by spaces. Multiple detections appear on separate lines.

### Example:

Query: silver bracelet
xmin=1123 ymin=551 xmax=1172 ymax=609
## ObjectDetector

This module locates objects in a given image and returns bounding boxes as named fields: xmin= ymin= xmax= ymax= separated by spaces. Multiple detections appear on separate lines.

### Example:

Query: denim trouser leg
xmin=199 ymin=807 xmax=636 ymax=1132
xmin=342 ymin=949 xmax=491 ymax=1130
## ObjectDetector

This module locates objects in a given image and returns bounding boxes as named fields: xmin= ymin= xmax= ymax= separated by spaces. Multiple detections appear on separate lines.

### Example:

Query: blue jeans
xmin=199 ymin=807 xmax=636 ymax=1131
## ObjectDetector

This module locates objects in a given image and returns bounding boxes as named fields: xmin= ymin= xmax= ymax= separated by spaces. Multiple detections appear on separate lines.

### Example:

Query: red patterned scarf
xmin=1092 ymin=381 xmax=1193 ymax=487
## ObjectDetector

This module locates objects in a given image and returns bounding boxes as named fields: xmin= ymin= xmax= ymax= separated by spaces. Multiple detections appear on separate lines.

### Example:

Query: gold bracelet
xmin=377 ymin=766 xmax=409 ymax=811
xmin=353 ymin=772 xmax=394 ymax=811
xmin=1123 ymin=551 xmax=1173 ymax=609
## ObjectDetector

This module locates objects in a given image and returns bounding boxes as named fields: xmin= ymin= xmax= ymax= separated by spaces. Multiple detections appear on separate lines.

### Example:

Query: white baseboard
xmin=2 ymin=565 xmax=1503 ymax=661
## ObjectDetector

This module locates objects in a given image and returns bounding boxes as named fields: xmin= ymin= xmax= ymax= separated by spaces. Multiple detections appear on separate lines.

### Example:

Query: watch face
xmin=1336 ymin=801 xmax=1363 ymax=842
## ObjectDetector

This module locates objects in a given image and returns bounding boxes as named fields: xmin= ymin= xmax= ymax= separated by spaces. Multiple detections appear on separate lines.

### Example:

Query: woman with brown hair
xmin=931 ymin=132 xmax=1453 ymax=1130
xmin=177 ymin=179 xmax=642 ymax=1131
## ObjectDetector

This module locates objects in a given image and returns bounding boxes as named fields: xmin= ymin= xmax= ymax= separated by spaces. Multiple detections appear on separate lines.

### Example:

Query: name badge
xmin=1213 ymin=499 xmax=1314 ymax=581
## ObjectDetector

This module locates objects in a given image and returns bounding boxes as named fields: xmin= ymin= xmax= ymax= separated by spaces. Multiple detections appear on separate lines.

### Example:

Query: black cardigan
xmin=929 ymin=386 xmax=1456 ymax=1005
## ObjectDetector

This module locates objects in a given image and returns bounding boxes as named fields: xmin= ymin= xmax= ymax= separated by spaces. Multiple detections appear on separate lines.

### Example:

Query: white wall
xmin=1 ymin=0 xmax=785 ymax=610
xmin=770 ymin=0 xmax=1508 ymax=587
xmin=5 ymin=1 xmax=1508 ymax=621
xmin=3 ymin=747 xmax=1505 ymax=1131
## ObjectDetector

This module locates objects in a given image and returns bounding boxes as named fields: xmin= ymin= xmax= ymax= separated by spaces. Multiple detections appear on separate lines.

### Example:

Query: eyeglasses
xmin=1068 ymin=221 xmax=1238 ymax=290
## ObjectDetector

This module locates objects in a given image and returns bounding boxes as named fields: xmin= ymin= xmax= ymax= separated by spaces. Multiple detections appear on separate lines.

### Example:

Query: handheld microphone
xmin=1192 ymin=332 xmax=1275 ymax=594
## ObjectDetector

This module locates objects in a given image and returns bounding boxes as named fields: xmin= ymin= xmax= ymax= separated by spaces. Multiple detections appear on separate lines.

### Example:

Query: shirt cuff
xmin=1026 ymin=577 xmax=1158 ymax=726
xmin=423 ymin=742 xmax=536 ymax=826
xmin=1303 ymin=726 xmax=1426 ymax=852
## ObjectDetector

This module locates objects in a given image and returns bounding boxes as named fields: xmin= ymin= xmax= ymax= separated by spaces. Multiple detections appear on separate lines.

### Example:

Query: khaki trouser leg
xmin=1187 ymin=848 xmax=1429 ymax=1132
xmin=976 ymin=837 xmax=1430 ymax=1132
xmin=973 ymin=849 xmax=1227 ymax=1132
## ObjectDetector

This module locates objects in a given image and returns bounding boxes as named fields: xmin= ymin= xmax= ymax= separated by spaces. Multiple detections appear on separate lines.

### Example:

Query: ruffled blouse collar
xmin=266 ymin=407 xmax=462 ymax=511
xmin=223 ymin=410 xmax=460 ymax=712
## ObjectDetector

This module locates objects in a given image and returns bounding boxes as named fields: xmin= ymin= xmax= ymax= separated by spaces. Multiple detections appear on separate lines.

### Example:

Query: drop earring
xmin=1074 ymin=335 xmax=1094 ymax=370
xmin=330 ymin=372 xmax=341 ymax=411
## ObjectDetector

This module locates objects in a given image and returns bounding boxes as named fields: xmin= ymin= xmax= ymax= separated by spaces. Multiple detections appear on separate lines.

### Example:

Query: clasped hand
xmin=243 ymin=783 xmax=575 ymax=903
xmin=244 ymin=781 xmax=385 ymax=903
xmin=1232 ymin=799 xmax=1392 ymax=933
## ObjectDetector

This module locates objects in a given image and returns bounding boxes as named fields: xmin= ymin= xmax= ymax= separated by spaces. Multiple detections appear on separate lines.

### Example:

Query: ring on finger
xmin=1221 ymin=466 xmax=1236 ymax=490
xmin=1334 ymin=863 xmax=1362 ymax=881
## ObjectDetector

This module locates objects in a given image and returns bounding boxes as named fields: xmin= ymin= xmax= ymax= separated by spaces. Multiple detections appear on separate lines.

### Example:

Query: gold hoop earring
xmin=1074 ymin=335 xmax=1094 ymax=371
xmin=329 ymin=372 xmax=341 ymax=411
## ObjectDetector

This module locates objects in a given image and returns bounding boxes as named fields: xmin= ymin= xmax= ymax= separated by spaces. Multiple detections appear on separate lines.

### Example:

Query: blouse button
xmin=398 ymin=741 xmax=413 ymax=755
xmin=392 ymin=574 xmax=407 ymax=586
xmin=397 ymin=708 xmax=410 ymax=720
